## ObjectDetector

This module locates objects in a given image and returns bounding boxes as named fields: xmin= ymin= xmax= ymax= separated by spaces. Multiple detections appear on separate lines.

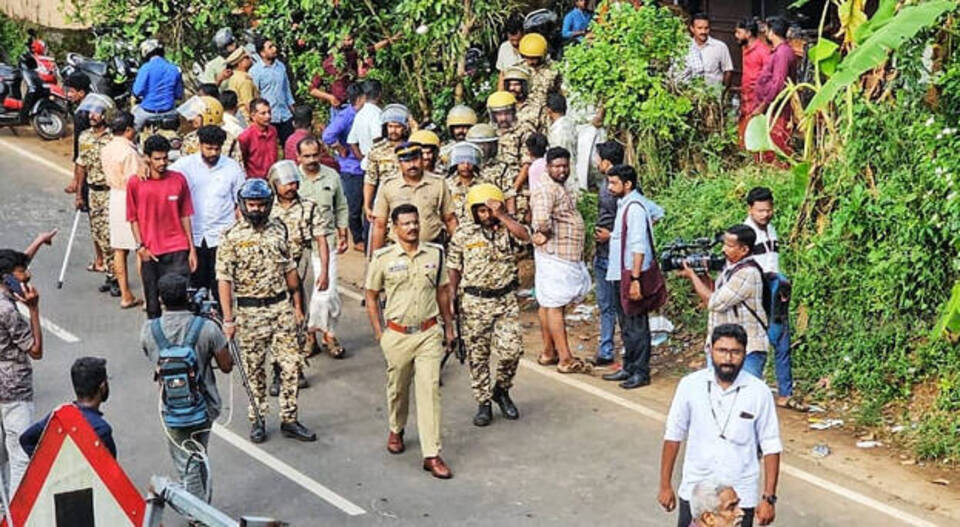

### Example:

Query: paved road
xmin=0 ymin=139 xmax=946 ymax=526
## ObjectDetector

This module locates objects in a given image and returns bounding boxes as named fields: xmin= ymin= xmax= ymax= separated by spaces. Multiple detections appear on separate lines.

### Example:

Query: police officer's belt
xmin=88 ymin=184 xmax=110 ymax=192
xmin=463 ymin=279 xmax=518 ymax=299
xmin=386 ymin=317 xmax=438 ymax=334
xmin=236 ymin=292 xmax=288 ymax=308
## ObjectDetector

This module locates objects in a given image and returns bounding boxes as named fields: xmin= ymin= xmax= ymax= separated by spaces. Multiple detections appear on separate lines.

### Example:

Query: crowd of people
xmin=0 ymin=6 xmax=806 ymax=525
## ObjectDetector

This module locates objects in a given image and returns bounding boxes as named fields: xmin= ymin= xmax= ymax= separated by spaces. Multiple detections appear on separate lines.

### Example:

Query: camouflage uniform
xmin=269 ymin=198 xmax=328 ymax=268
xmin=528 ymin=63 xmax=561 ymax=131
xmin=448 ymin=175 xmax=478 ymax=226
xmin=516 ymin=99 xmax=543 ymax=135
xmin=77 ymin=128 xmax=114 ymax=279
xmin=364 ymin=139 xmax=403 ymax=190
xmin=447 ymin=222 xmax=526 ymax=404
xmin=215 ymin=218 xmax=303 ymax=423
xmin=181 ymin=129 xmax=245 ymax=166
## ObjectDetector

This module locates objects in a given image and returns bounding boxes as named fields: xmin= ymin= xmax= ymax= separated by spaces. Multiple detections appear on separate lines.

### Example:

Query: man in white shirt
xmin=219 ymin=90 xmax=247 ymax=138
xmin=347 ymin=79 xmax=383 ymax=172
xmin=169 ymin=126 xmax=246 ymax=296
xmin=658 ymin=323 xmax=781 ymax=527
xmin=743 ymin=187 xmax=778 ymax=273
xmin=546 ymin=92 xmax=581 ymax=195
xmin=681 ymin=13 xmax=734 ymax=91
xmin=496 ymin=15 xmax=525 ymax=90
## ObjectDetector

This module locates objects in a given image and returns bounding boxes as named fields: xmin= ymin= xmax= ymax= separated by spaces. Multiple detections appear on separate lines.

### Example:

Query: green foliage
xmin=0 ymin=12 xmax=27 ymax=60
xmin=577 ymin=191 xmax=598 ymax=260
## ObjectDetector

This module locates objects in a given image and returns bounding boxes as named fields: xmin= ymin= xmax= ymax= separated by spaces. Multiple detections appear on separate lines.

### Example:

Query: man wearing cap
xmin=488 ymin=92 xmax=534 ymax=205
xmin=447 ymin=184 xmax=529 ymax=427
xmin=363 ymin=104 xmax=411 ymax=222
xmin=267 ymin=160 xmax=329 ymax=390
xmin=370 ymin=143 xmax=456 ymax=251
xmin=365 ymin=203 xmax=455 ymax=479
xmin=179 ymin=96 xmax=244 ymax=165
xmin=202 ymin=28 xmax=239 ymax=90
xmin=437 ymin=105 xmax=477 ymax=176
xmin=227 ymin=46 xmax=260 ymax=124
xmin=409 ymin=130 xmax=441 ymax=174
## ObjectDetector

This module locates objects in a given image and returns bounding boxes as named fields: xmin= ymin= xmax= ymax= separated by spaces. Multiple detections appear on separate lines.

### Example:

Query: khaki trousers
xmin=380 ymin=325 xmax=443 ymax=458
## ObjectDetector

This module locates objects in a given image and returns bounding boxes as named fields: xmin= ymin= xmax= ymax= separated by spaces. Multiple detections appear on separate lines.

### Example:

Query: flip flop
xmin=86 ymin=262 xmax=107 ymax=273
xmin=120 ymin=298 xmax=143 ymax=310
xmin=777 ymin=398 xmax=808 ymax=412
xmin=537 ymin=354 xmax=559 ymax=366
xmin=557 ymin=358 xmax=593 ymax=374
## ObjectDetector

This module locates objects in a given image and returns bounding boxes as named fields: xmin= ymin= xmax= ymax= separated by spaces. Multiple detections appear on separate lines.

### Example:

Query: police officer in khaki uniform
xmin=363 ymin=103 xmax=411 ymax=222
xmin=370 ymin=143 xmax=457 ymax=250
xmin=437 ymin=104 xmax=478 ymax=175
xmin=217 ymin=179 xmax=317 ymax=444
xmin=365 ymin=203 xmax=455 ymax=479
xmin=74 ymin=94 xmax=118 ymax=296
xmin=267 ymin=160 xmax=329 ymax=392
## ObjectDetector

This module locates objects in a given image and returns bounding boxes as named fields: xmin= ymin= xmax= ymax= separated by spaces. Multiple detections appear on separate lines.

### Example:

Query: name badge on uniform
xmin=424 ymin=263 xmax=438 ymax=270
xmin=466 ymin=241 xmax=488 ymax=249
xmin=388 ymin=261 xmax=408 ymax=273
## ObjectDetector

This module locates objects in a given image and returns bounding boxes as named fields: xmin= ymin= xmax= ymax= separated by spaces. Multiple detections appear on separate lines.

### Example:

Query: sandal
xmin=537 ymin=353 xmax=559 ymax=366
xmin=557 ymin=358 xmax=592 ymax=374
xmin=777 ymin=397 xmax=808 ymax=412
xmin=120 ymin=298 xmax=143 ymax=310
xmin=326 ymin=337 xmax=346 ymax=359
xmin=86 ymin=262 xmax=107 ymax=273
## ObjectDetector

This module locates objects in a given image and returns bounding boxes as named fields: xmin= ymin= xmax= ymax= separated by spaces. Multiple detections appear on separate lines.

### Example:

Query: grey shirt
xmin=140 ymin=311 xmax=228 ymax=420
xmin=596 ymin=183 xmax=618 ymax=256
xmin=0 ymin=292 xmax=34 ymax=402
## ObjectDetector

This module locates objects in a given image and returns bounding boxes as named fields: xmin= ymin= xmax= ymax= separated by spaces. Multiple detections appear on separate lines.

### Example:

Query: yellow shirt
xmin=365 ymin=243 xmax=449 ymax=326
xmin=228 ymin=70 xmax=259 ymax=121
xmin=372 ymin=173 xmax=453 ymax=242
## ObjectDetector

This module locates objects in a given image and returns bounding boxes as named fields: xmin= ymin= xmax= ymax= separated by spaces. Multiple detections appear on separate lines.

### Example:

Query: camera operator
xmin=677 ymin=225 xmax=769 ymax=379
xmin=140 ymin=273 xmax=233 ymax=501
xmin=744 ymin=187 xmax=778 ymax=273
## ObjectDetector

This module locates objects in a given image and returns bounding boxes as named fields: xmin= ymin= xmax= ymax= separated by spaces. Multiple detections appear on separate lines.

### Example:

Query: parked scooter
xmin=61 ymin=27 xmax=138 ymax=110
xmin=0 ymin=53 xmax=69 ymax=140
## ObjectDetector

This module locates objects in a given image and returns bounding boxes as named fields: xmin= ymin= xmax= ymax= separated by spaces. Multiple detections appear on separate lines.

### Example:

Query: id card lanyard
xmin=707 ymin=381 xmax=741 ymax=440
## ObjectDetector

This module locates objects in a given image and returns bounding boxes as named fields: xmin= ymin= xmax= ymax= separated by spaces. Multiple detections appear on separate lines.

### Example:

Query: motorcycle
xmin=0 ymin=53 xmax=69 ymax=140
xmin=61 ymin=27 xmax=138 ymax=110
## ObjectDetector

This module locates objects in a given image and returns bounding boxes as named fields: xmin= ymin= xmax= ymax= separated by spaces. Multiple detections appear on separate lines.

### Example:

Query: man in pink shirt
xmin=735 ymin=18 xmax=770 ymax=149
xmin=283 ymin=105 xmax=313 ymax=162
xmin=127 ymin=135 xmax=197 ymax=318
xmin=238 ymin=98 xmax=278 ymax=178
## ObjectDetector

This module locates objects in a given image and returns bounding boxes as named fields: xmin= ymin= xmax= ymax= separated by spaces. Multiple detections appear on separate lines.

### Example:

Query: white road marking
xmin=16 ymin=304 xmax=81 ymax=343
xmin=0 ymin=139 xmax=941 ymax=526
xmin=0 ymin=138 xmax=72 ymax=177
xmin=211 ymin=423 xmax=366 ymax=516
xmin=518 ymin=359 xmax=940 ymax=527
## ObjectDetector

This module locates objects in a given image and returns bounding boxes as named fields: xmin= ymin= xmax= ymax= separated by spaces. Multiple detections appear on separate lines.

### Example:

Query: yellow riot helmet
xmin=466 ymin=183 xmax=504 ymax=222
xmin=519 ymin=33 xmax=548 ymax=58
xmin=199 ymin=96 xmax=224 ymax=126
xmin=409 ymin=129 xmax=441 ymax=149
xmin=445 ymin=104 xmax=478 ymax=128
xmin=486 ymin=91 xmax=517 ymax=129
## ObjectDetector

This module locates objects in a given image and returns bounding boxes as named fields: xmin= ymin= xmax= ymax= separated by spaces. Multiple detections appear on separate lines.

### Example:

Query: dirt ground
xmin=7 ymin=125 xmax=960 ymax=521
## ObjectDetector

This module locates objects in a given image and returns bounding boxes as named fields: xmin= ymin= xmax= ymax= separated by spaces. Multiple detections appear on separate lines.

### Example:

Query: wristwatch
xmin=629 ymin=275 xmax=641 ymax=282
xmin=762 ymin=494 xmax=777 ymax=505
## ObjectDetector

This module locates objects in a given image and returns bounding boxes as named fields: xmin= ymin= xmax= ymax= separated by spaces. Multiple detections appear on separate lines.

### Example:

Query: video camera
xmin=660 ymin=234 xmax=726 ymax=274
xmin=187 ymin=287 xmax=219 ymax=320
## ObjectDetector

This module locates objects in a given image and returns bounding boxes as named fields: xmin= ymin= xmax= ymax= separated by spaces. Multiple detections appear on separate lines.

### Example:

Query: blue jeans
xmin=593 ymin=253 xmax=616 ymax=360
xmin=340 ymin=172 xmax=365 ymax=244
xmin=741 ymin=351 xmax=767 ymax=379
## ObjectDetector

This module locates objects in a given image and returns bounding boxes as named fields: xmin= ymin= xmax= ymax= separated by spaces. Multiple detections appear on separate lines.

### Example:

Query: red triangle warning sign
xmin=1 ymin=404 xmax=145 ymax=526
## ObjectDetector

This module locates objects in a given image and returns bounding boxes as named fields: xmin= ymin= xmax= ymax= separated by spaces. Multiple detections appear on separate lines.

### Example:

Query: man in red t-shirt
xmin=127 ymin=135 xmax=197 ymax=318
xmin=735 ymin=18 xmax=770 ymax=148
xmin=238 ymin=98 xmax=279 ymax=179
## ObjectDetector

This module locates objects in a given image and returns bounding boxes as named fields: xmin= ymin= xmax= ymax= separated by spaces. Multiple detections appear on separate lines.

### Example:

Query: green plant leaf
xmin=745 ymin=114 xmax=774 ymax=152
xmin=809 ymin=39 xmax=841 ymax=77
xmin=853 ymin=0 xmax=898 ymax=44
xmin=806 ymin=0 xmax=957 ymax=116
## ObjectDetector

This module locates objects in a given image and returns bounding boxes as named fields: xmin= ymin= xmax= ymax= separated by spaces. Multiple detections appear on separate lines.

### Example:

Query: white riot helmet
xmin=139 ymin=38 xmax=163 ymax=60
xmin=76 ymin=93 xmax=117 ymax=122
xmin=267 ymin=160 xmax=302 ymax=189
xmin=213 ymin=28 xmax=235 ymax=55
xmin=449 ymin=142 xmax=482 ymax=174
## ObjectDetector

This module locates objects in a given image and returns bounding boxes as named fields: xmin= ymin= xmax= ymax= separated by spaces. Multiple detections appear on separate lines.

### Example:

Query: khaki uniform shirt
xmin=228 ymin=70 xmax=259 ymax=122
xmin=270 ymin=198 xmax=328 ymax=265
xmin=76 ymin=128 xmax=112 ymax=186
xmin=373 ymin=173 xmax=454 ymax=243
xmin=365 ymin=243 xmax=449 ymax=326
xmin=495 ymin=120 xmax=533 ymax=173
xmin=516 ymin=99 xmax=544 ymax=134
xmin=181 ymin=129 xmax=245 ymax=166
xmin=447 ymin=222 xmax=525 ymax=291
xmin=364 ymin=139 xmax=402 ymax=188
xmin=300 ymin=164 xmax=349 ymax=247
xmin=216 ymin=218 xmax=296 ymax=298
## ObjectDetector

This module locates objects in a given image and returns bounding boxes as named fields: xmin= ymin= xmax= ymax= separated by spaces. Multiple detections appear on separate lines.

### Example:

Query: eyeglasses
xmin=712 ymin=347 xmax=745 ymax=356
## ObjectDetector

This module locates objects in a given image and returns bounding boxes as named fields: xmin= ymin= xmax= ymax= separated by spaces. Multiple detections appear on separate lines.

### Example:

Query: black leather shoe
xmin=108 ymin=280 xmax=121 ymax=297
xmin=492 ymin=387 xmax=519 ymax=420
xmin=97 ymin=278 xmax=112 ymax=293
xmin=281 ymin=420 xmax=317 ymax=441
xmin=620 ymin=374 xmax=650 ymax=390
xmin=589 ymin=355 xmax=614 ymax=367
xmin=249 ymin=421 xmax=267 ymax=443
xmin=269 ymin=366 xmax=280 ymax=397
xmin=602 ymin=369 xmax=631 ymax=382
xmin=473 ymin=402 xmax=493 ymax=427
xmin=298 ymin=371 xmax=309 ymax=389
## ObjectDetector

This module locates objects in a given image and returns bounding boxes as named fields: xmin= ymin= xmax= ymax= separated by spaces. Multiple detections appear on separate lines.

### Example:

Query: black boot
xmin=473 ymin=402 xmax=493 ymax=427
xmin=108 ymin=279 xmax=121 ymax=297
xmin=492 ymin=387 xmax=519 ymax=420
xmin=250 ymin=420 xmax=267 ymax=443
xmin=269 ymin=364 xmax=280 ymax=397
xmin=298 ymin=370 xmax=309 ymax=389
xmin=98 ymin=276 xmax=112 ymax=293
xmin=281 ymin=420 xmax=317 ymax=441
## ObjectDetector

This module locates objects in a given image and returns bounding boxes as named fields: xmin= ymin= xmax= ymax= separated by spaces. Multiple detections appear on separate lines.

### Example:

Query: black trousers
xmin=274 ymin=118 xmax=295 ymax=147
xmin=191 ymin=242 xmax=218 ymax=298
xmin=679 ymin=498 xmax=754 ymax=527
xmin=142 ymin=250 xmax=189 ymax=319
xmin=612 ymin=281 xmax=652 ymax=379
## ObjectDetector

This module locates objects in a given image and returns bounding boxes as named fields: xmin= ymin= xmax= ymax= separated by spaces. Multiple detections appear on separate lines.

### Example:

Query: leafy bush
xmin=0 ymin=12 xmax=27 ymax=61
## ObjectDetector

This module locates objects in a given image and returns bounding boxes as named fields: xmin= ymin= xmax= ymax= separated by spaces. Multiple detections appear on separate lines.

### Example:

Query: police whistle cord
xmin=56 ymin=209 xmax=83 ymax=289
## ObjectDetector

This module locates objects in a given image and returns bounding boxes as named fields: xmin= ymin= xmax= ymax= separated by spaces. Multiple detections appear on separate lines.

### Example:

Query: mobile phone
xmin=3 ymin=275 xmax=24 ymax=297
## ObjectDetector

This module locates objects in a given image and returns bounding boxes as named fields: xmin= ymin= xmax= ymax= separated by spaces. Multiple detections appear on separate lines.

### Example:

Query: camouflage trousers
xmin=236 ymin=302 xmax=304 ymax=423
xmin=88 ymin=189 xmax=114 ymax=279
xmin=461 ymin=293 xmax=523 ymax=404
